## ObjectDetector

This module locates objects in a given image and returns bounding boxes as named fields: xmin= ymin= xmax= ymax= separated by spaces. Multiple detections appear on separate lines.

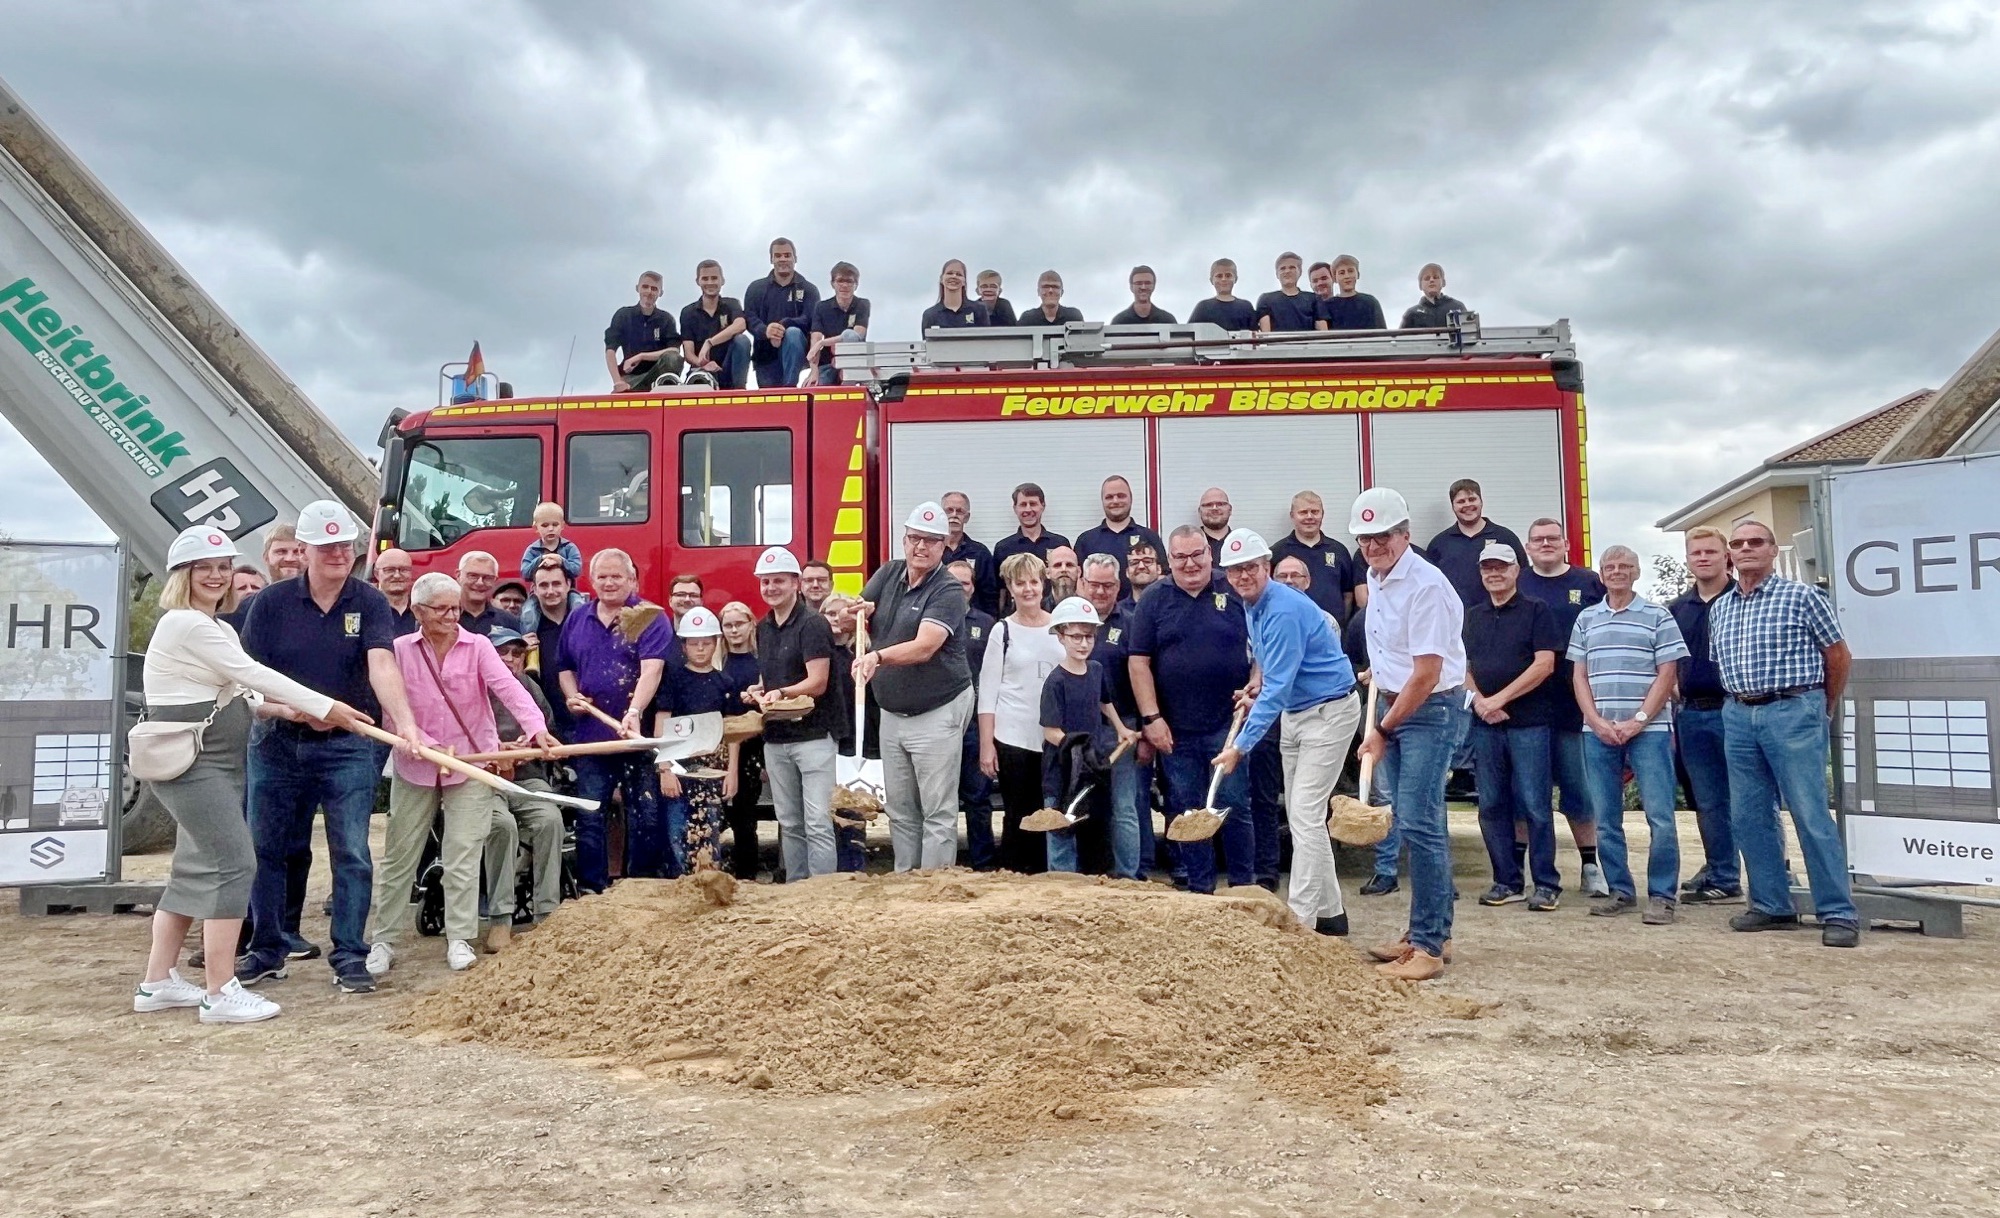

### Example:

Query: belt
xmin=1683 ymin=693 xmax=1726 ymax=711
xmin=1292 ymin=688 xmax=1361 ymax=715
xmin=1380 ymin=684 xmax=1462 ymax=702
xmin=1729 ymin=684 xmax=1823 ymax=707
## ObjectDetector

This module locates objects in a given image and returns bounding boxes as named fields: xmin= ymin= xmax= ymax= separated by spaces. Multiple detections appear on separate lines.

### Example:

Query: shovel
xmin=1165 ymin=707 xmax=1247 ymax=843
xmin=1020 ymin=735 xmax=1134 ymax=832
xmin=1328 ymin=681 xmax=1393 ymax=846
xmin=351 ymin=722 xmax=603 ymax=812
xmin=833 ymin=614 xmax=885 ymax=823
xmin=453 ymin=712 xmax=725 ymax=765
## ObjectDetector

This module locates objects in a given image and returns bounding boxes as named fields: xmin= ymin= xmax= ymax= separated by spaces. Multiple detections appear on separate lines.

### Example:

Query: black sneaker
xmin=1256 ymin=877 xmax=1280 ymax=894
xmin=1821 ymin=921 xmax=1860 ymax=948
xmin=1729 ymin=910 xmax=1801 ymax=932
xmin=1360 ymin=874 xmax=1399 ymax=896
xmin=1314 ymin=913 xmax=1349 ymax=937
xmin=285 ymin=940 xmax=323 ymax=961
xmin=1682 ymin=884 xmax=1744 ymax=905
xmin=333 ymin=965 xmax=378 ymax=994
xmin=1478 ymin=885 xmax=1526 ymax=907
xmin=1527 ymin=886 xmax=1561 ymax=911
xmin=233 ymin=954 xmax=288 ymax=986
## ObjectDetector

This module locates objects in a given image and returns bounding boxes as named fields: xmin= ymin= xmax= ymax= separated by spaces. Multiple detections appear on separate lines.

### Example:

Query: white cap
xmin=165 ymin=525 xmax=239 ymax=570
xmin=1478 ymin=541 xmax=1518 ymax=565
xmin=903 ymin=500 xmax=950 ymax=537
xmin=1048 ymin=596 xmax=1102 ymax=629
xmin=297 ymin=499 xmax=360 ymax=545
xmin=1216 ymin=527 xmax=1270 ymax=568
xmin=678 ymin=606 xmax=722 ymax=638
xmin=753 ymin=546 xmax=802 ymax=576
xmin=1347 ymin=487 xmax=1411 ymax=535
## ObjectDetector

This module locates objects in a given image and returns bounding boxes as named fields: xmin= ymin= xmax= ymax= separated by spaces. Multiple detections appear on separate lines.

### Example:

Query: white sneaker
xmin=198 ymin=978 xmax=281 ymax=1024
xmin=1582 ymin=862 xmax=1610 ymax=898
xmin=365 ymin=942 xmax=395 ymax=977
xmin=446 ymin=939 xmax=477 ymax=971
xmin=133 ymin=968 xmax=206 ymax=1013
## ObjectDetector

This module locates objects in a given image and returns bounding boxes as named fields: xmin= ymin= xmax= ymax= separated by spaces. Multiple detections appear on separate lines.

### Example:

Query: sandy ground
xmin=3 ymin=808 xmax=1997 ymax=1218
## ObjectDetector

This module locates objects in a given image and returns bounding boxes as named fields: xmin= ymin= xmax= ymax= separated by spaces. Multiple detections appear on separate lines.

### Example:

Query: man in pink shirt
xmin=367 ymin=572 xmax=555 ymax=976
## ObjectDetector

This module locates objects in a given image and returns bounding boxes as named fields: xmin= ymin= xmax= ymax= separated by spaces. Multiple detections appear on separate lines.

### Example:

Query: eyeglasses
xmin=1081 ymin=578 xmax=1120 ymax=592
xmin=1728 ymin=538 xmax=1772 ymax=550
xmin=1167 ymin=551 xmax=1206 ymax=565
xmin=1356 ymin=534 xmax=1396 ymax=547
xmin=1527 ymin=536 xmax=1563 ymax=546
xmin=903 ymin=534 xmax=944 ymax=547
xmin=414 ymin=602 xmax=457 ymax=615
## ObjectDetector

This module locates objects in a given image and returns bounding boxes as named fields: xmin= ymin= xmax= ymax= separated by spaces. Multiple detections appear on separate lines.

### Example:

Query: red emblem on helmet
xmin=923 ymin=510 xmax=935 ymax=520
xmin=1362 ymin=509 xmax=1376 ymax=522
xmin=207 ymin=534 xmax=223 ymax=545
xmin=325 ymin=522 xmax=339 ymax=535
xmin=1229 ymin=540 xmax=1241 ymax=551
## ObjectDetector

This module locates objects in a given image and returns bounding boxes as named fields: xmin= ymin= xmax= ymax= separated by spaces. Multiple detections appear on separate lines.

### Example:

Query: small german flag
xmin=464 ymin=341 xmax=486 ymax=385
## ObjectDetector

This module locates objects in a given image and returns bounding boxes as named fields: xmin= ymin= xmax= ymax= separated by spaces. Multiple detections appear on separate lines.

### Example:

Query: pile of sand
xmin=399 ymin=871 xmax=1462 ymax=1138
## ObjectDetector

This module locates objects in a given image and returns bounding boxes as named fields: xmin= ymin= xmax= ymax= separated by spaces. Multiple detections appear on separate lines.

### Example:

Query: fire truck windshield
xmin=396 ymin=435 xmax=538 ymax=550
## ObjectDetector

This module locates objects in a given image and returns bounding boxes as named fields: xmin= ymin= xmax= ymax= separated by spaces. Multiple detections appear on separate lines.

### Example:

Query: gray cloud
xmin=2 ymin=0 xmax=1995 ymax=572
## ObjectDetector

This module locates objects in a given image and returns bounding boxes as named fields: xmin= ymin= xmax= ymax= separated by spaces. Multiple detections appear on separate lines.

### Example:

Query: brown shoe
xmin=1375 ymin=948 xmax=1445 ymax=981
xmin=1366 ymin=933 xmax=1453 ymax=963
xmin=483 ymin=922 xmax=512 ymax=953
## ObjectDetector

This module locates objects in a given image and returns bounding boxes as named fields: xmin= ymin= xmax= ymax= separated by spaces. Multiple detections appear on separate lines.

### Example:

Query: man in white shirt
xmin=1350 ymin=488 xmax=1466 ymax=981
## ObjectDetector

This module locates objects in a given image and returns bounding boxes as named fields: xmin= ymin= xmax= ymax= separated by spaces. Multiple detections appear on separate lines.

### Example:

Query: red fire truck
xmin=373 ymin=319 xmax=1590 ymax=605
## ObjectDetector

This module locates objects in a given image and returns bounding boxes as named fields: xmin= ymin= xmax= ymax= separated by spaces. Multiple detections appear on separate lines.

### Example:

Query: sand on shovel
xmin=397 ymin=871 xmax=1471 ymax=1143
xmin=1018 ymin=807 xmax=1073 ymax=832
xmin=1165 ymin=808 xmax=1223 ymax=841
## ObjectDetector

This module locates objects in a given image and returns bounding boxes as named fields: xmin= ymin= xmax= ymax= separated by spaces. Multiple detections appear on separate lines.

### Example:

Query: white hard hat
xmin=904 ymin=500 xmax=950 ymax=537
xmin=1347 ymin=487 xmax=1411 ymax=535
xmin=678 ymin=607 xmax=722 ymax=638
xmin=1478 ymin=541 xmax=1518 ymax=565
xmin=297 ymin=499 xmax=360 ymax=545
xmin=753 ymin=546 xmax=802 ymax=576
xmin=1048 ymin=596 xmax=1102 ymax=629
xmin=1217 ymin=527 xmax=1271 ymax=568
xmin=166 ymin=525 xmax=240 ymax=570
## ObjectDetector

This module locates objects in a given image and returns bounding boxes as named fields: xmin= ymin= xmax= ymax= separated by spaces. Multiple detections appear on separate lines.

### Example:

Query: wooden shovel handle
xmin=351 ymin=722 xmax=514 ymax=797
xmin=1356 ymin=680 xmax=1381 ymax=793
xmin=576 ymin=697 xmax=629 ymax=735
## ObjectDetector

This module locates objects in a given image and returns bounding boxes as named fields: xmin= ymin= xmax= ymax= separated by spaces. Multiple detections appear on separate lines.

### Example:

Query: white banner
xmin=1847 ymin=815 xmax=2000 ymax=887
xmin=1828 ymin=454 xmax=2000 ymax=660
xmin=0 ymin=828 xmax=108 ymax=884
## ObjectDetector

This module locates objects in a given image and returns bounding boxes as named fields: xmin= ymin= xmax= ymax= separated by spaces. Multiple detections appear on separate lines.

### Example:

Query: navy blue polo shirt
xmin=991 ymin=528 xmax=1072 ymax=613
xmin=809 ymin=296 xmax=871 ymax=339
xmin=1517 ymin=565 xmax=1606 ymax=732
xmin=1110 ymin=304 xmax=1178 ymax=325
xmin=1129 ymin=580 xmax=1251 ymax=736
xmin=1268 ymin=532 xmax=1356 ymax=626
xmin=1093 ymin=601 xmax=1140 ymax=722
xmin=744 ymin=273 xmax=820 ymax=364
xmin=943 ymin=535 xmax=999 ymax=617
xmin=1462 ymin=592 xmax=1563 ymax=729
xmin=1019 ymin=304 xmax=1085 ymax=327
xmin=1668 ymin=582 xmax=1734 ymax=701
xmin=1342 ymin=604 xmax=1370 ymax=675
xmin=461 ymin=604 xmax=523 ymax=637
xmin=1074 ymin=520 xmax=1165 ymax=598
xmin=604 ymin=304 xmax=680 ymax=363
xmin=963 ymin=606 xmax=995 ymax=694
xmin=679 ymin=296 xmax=744 ymax=355
xmin=922 ymin=299 xmax=990 ymax=330
xmin=1189 ymin=297 xmax=1257 ymax=331
xmin=239 ymin=575 xmax=398 ymax=720
xmin=1317 ymin=293 xmax=1386 ymax=331
xmin=981 ymin=296 xmax=1017 ymax=326
xmin=1255 ymin=289 xmax=1319 ymax=332
xmin=1425 ymin=520 xmax=1529 ymax=605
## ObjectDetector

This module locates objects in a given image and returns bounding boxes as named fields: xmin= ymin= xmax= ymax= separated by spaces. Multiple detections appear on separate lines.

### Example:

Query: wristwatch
xmin=1634 ymin=710 xmax=1650 ymax=724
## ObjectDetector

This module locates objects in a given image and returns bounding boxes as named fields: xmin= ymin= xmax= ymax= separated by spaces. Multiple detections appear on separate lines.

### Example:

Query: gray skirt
xmin=149 ymin=698 xmax=255 ymax=919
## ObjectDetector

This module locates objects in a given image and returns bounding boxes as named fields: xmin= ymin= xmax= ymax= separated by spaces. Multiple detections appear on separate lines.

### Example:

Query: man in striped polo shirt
xmin=1568 ymin=545 xmax=1688 ymax=923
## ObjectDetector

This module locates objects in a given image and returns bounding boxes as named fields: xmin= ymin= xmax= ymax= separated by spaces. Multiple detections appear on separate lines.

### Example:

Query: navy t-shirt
xmin=1189 ymin=297 xmax=1257 ymax=331
xmin=1093 ymin=603 xmax=1140 ymax=722
xmin=1317 ymin=293 xmax=1386 ymax=331
xmin=1129 ymin=581 xmax=1251 ymax=736
xmin=1110 ymin=304 xmax=1178 ymax=325
xmin=604 ymin=304 xmax=680 ymax=363
xmin=1040 ymin=661 xmax=1114 ymax=802
xmin=1019 ymin=304 xmax=1085 ymax=327
xmin=922 ymin=299 xmax=990 ymax=330
xmin=460 ymin=605 xmax=522 ymax=637
xmin=1517 ymin=565 xmax=1607 ymax=731
xmin=240 ymin=575 xmax=397 ymax=720
xmin=654 ymin=661 xmax=748 ymax=720
xmin=809 ymin=296 xmax=871 ymax=339
xmin=1426 ymin=520 xmax=1529 ymax=606
xmin=722 ymin=651 xmax=762 ymax=712
xmin=1074 ymin=520 xmax=1166 ymax=599
xmin=1462 ymin=594 xmax=1564 ymax=729
xmin=1255 ymin=289 xmax=1319 ymax=332
xmin=981 ymin=296 xmax=1017 ymax=326
xmin=679 ymin=297 xmax=744 ymax=354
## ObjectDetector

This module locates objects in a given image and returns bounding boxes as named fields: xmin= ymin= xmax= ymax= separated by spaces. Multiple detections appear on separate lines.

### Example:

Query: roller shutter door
xmin=1155 ymin=415 xmax=1362 ymax=540
xmin=1368 ymin=411 xmax=1565 ymax=545
xmin=885 ymin=419 xmax=1149 ymax=544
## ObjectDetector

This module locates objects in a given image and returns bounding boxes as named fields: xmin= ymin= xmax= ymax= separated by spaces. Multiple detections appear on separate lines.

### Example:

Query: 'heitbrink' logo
xmin=28 ymin=836 xmax=66 ymax=869
xmin=0 ymin=276 xmax=189 ymax=476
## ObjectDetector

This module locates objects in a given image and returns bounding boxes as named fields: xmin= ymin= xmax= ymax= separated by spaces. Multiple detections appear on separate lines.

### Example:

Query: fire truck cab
xmin=374 ymin=319 xmax=1590 ymax=606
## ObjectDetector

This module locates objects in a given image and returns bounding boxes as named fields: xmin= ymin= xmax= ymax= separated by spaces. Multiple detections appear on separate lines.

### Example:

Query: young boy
xmin=519 ymin=502 xmax=583 ymax=581
xmin=1041 ymin=597 xmax=1137 ymax=875
xmin=1400 ymin=262 xmax=1469 ymax=329
xmin=1255 ymin=251 xmax=1321 ymax=333
xmin=807 ymin=261 xmax=871 ymax=385
xmin=975 ymin=270 xmax=1016 ymax=327
xmin=1188 ymin=258 xmax=1258 ymax=332
xmin=603 ymin=270 xmax=683 ymax=392
xmin=1319 ymin=254 xmax=1388 ymax=331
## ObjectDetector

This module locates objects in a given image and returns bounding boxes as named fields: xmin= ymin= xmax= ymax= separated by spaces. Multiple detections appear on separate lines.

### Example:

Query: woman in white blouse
xmin=133 ymin=527 xmax=367 ymax=1024
xmin=976 ymin=552 xmax=1064 ymax=873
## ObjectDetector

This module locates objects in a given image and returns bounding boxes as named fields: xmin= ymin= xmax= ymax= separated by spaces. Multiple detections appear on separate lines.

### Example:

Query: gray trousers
xmin=375 ymin=776 xmax=514 ymax=944
xmin=879 ymin=685 xmax=975 ymax=871
xmin=488 ymin=779 xmax=564 ymax=921
xmin=765 ymin=735 xmax=838 ymax=880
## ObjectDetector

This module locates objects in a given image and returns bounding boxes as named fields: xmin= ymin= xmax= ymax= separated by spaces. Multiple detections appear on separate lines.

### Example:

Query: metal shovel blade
xmin=650 ymin=712 xmax=724 ymax=762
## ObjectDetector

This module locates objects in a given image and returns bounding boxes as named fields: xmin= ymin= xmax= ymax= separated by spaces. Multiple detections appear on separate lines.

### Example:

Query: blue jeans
xmin=1583 ymin=729 xmax=1680 ymax=901
xmin=1722 ymin=694 xmax=1854 ymax=922
xmin=1109 ymin=749 xmax=1142 ymax=880
xmin=1473 ymin=723 xmax=1559 ymax=894
xmin=959 ymin=720 xmax=997 ymax=869
xmin=1249 ymin=732 xmax=1284 ymax=885
xmin=1550 ymin=729 xmax=1591 ymax=822
xmin=1133 ymin=757 xmax=1158 ymax=880
xmin=572 ymin=754 xmax=669 ymax=889
xmin=1375 ymin=691 xmax=1458 ymax=955
xmin=1157 ymin=723 xmax=1254 ymax=893
xmin=1675 ymin=706 xmax=1740 ymax=889
xmin=656 ymin=796 xmax=697 ymax=876
xmin=246 ymin=726 xmax=380 ymax=973
xmin=1369 ymin=760 xmax=1402 ymax=879
xmin=755 ymin=328 xmax=807 ymax=388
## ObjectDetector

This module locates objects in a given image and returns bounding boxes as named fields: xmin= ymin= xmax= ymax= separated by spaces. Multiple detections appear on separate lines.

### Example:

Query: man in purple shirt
xmin=555 ymin=548 xmax=674 ymax=890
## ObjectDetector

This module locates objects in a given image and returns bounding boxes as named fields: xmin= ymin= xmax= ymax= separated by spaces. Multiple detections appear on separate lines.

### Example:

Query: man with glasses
xmin=1516 ymin=517 xmax=1610 ymax=897
xmin=1350 ymin=487 xmax=1464 ymax=981
xmin=940 ymin=491 xmax=999 ymax=616
xmin=856 ymin=502 xmax=976 ymax=870
xmin=1709 ymin=520 xmax=1858 ymax=948
xmin=456 ymin=551 xmax=523 ymax=637
xmin=1125 ymin=541 xmax=1163 ymax=602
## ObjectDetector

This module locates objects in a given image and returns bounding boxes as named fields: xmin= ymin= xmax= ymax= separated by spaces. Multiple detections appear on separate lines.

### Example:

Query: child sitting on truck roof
xmin=519 ymin=502 xmax=583 ymax=582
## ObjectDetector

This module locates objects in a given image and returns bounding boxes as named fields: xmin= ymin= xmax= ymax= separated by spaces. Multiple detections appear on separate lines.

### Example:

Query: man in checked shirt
xmin=1708 ymin=520 xmax=1857 ymax=948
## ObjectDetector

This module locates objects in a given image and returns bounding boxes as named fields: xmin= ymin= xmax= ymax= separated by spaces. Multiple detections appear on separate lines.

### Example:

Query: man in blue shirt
xmin=1667 ymin=526 xmax=1743 ymax=903
xmin=1213 ymin=529 xmax=1361 ymax=935
xmin=742 ymin=238 xmax=818 ymax=389
xmin=1074 ymin=474 xmax=1164 ymax=601
xmin=1516 ymin=516 xmax=1609 ymax=897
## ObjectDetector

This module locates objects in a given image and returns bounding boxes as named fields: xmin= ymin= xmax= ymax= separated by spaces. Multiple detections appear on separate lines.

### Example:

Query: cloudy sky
xmin=2 ymin=1 xmax=1996 ymax=567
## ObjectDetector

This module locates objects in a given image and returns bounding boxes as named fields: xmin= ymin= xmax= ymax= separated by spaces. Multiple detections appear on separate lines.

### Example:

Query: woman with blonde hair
xmin=977 ymin=552 xmax=1065 ymax=872
xmin=133 ymin=526 xmax=369 ymax=1023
